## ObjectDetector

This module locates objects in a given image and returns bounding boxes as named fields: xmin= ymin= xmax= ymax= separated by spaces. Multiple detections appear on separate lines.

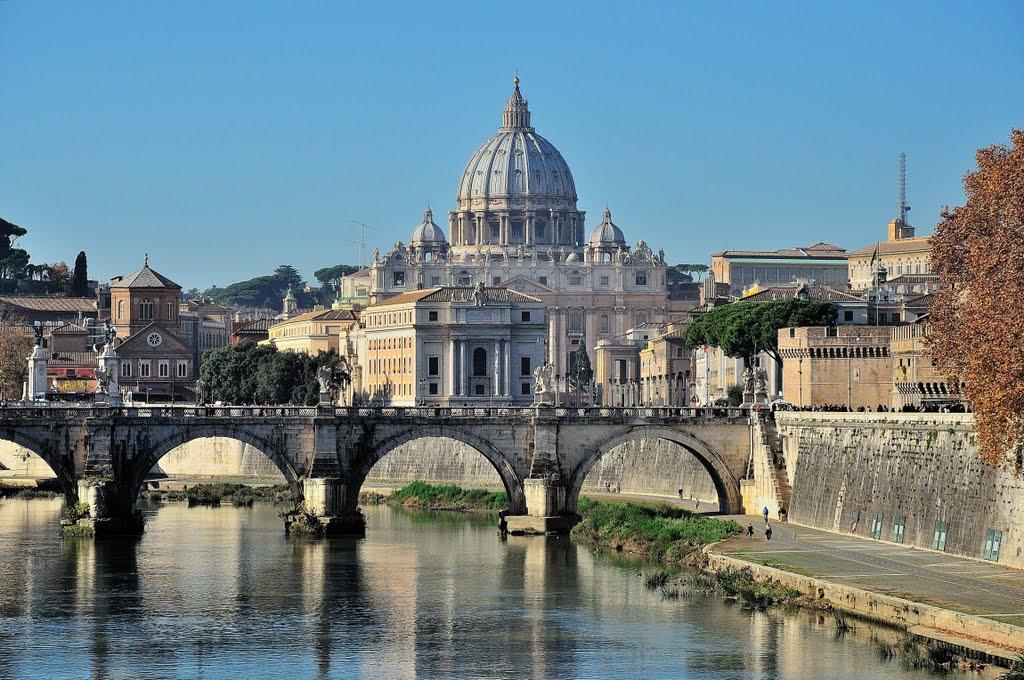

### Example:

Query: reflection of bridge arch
xmin=0 ymin=427 xmax=75 ymax=498
xmin=353 ymin=426 xmax=526 ymax=514
xmin=567 ymin=426 xmax=741 ymax=514
xmin=130 ymin=425 xmax=302 ymax=506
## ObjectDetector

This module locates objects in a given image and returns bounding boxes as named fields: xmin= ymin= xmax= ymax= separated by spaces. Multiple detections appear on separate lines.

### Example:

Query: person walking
xmin=694 ymin=496 xmax=700 ymax=512
xmin=763 ymin=506 xmax=769 ymax=523
xmin=765 ymin=523 xmax=773 ymax=541
xmin=746 ymin=524 xmax=755 ymax=539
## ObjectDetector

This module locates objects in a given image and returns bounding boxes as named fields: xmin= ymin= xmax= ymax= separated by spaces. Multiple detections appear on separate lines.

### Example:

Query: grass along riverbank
xmin=361 ymin=481 xmax=507 ymax=511
xmin=141 ymin=483 xmax=291 ymax=507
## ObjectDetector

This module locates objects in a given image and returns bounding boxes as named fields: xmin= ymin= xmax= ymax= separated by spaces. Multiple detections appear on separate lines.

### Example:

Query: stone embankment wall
xmin=776 ymin=412 xmax=1024 ymax=570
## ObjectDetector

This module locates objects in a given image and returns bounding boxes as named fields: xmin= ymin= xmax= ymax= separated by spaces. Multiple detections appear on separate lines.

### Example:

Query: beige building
xmin=709 ymin=242 xmax=848 ymax=295
xmin=359 ymin=79 xmax=669 ymax=379
xmin=264 ymin=308 xmax=359 ymax=355
xmin=359 ymin=286 xmax=546 ymax=406
xmin=637 ymin=321 xmax=690 ymax=406
xmin=778 ymin=326 xmax=892 ymax=409
xmin=594 ymin=324 xmax=660 ymax=406
xmin=891 ymin=320 xmax=961 ymax=410
xmin=848 ymin=218 xmax=932 ymax=291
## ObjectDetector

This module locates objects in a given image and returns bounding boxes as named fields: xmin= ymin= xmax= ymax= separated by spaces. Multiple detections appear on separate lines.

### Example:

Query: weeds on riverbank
xmin=0 ymin=487 xmax=61 ymax=499
xmin=571 ymin=497 xmax=742 ymax=563
xmin=871 ymin=633 xmax=990 ymax=673
xmin=685 ymin=567 xmax=801 ymax=607
xmin=358 ymin=491 xmax=388 ymax=505
xmin=143 ymin=483 xmax=290 ymax=507
xmin=387 ymin=482 xmax=507 ymax=511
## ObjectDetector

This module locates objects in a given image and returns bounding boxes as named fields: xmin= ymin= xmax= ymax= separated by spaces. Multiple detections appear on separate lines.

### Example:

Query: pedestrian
xmin=762 ymin=506 xmax=769 ymax=523
xmin=694 ymin=497 xmax=700 ymax=512
xmin=765 ymin=523 xmax=773 ymax=541
xmin=677 ymin=487 xmax=683 ymax=500
xmin=746 ymin=524 xmax=754 ymax=539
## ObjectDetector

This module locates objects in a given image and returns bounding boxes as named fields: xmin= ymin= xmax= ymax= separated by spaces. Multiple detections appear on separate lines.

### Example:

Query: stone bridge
xmin=0 ymin=404 xmax=754 ymax=535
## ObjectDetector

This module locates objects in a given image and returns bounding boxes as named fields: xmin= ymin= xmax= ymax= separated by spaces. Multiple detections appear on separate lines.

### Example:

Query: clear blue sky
xmin=2 ymin=1 xmax=1022 ymax=290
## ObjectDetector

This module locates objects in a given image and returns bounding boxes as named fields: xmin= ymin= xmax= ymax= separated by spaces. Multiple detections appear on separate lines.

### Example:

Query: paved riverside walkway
xmin=716 ymin=516 xmax=1024 ymax=628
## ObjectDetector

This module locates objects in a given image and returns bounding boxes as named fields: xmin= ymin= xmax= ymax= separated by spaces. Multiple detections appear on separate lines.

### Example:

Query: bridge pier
xmin=505 ymin=477 xmax=580 ymax=535
xmin=299 ymin=478 xmax=366 ymax=537
xmin=71 ymin=479 xmax=144 ymax=537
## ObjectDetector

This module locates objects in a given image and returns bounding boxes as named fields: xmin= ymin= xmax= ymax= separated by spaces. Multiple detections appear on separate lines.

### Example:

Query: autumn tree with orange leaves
xmin=929 ymin=129 xmax=1024 ymax=467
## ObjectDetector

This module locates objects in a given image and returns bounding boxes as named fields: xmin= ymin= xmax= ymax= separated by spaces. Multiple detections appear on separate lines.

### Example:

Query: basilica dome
xmin=411 ymin=206 xmax=446 ymax=244
xmin=588 ymin=206 xmax=626 ymax=247
xmin=455 ymin=77 xmax=577 ymax=211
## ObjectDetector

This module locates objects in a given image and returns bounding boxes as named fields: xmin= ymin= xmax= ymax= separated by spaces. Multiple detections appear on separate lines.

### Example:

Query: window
xmin=511 ymin=221 xmax=523 ymax=240
xmin=492 ymin=276 xmax=501 ymax=285
xmin=521 ymin=382 xmax=530 ymax=396
xmin=521 ymin=311 xmax=531 ymax=322
xmin=117 ymin=300 xmax=125 ymax=320
xmin=599 ymin=314 xmax=610 ymax=333
xmin=932 ymin=521 xmax=949 ymax=551
xmin=843 ymin=311 xmax=854 ymax=322
xmin=177 ymin=361 xmax=188 ymax=378
xmin=489 ymin=222 xmax=500 ymax=239
xmin=538 ymin=276 xmax=547 ymax=286
xmin=635 ymin=271 xmax=648 ymax=286
xmin=430 ymin=275 xmax=441 ymax=286
xmin=869 ymin=516 xmax=883 ymax=539
xmin=393 ymin=271 xmax=405 ymax=286
xmin=520 ymin=356 xmax=531 ymax=376
xmin=428 ymin=382 xmax=438 ymax=395
xmin=891 ymin=517 xmax=906 ymax=544
xmin=166 ymin=301 xmax=174 ymax=319
xmin=428 ymin=311 xmax=438 ymax=321
xmin=536 ymin=221 xmax=546 ymax=239
xmin=982 ymin=530 xmax=1003 ymax=561
xmin=158 ymin=361 xmax=170 ymax=378
xmin=140 ymin=299 xmax=154 ymax=320
xmin=121 ymin=361 xmax=132 ymax=377
xmin=569 ymin=275 xmax=582 ymax=286
xmin=635 ymin=311 xmax=647 ymax=326
xmin=458 ymin=272 xmax=472 ymax=286
xmin=472 ymin=347 xmax=487 ymax=376
xmin=676 ymin=347 xmax=684 ymax=358
xmin=139 ymin=361 xmax=151 ymax=378
xmin=600 ymin=276 xmax=609 ymax=287
xmin=474 ymin=384 xmax=485 ymax=396
xmin=570 ymin=312 xmax=583 ymax=332
xmin=428 ymin=356 xmax=439 ymax=376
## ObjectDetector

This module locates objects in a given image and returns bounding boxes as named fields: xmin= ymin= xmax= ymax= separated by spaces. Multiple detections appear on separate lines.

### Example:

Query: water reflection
xmin=0 ymin=498 xmax=991 ymax=679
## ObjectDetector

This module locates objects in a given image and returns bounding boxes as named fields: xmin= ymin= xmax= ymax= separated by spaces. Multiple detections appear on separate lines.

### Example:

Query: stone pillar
xmin=70 ymin=478 xmax=144 ymax=537
xmin=26 ymin=344 xmax=48 ymax=400
xmin=525 ymin=213 xmax=534 ymax=246
xmin=493 ymin=339 xmax=501 ymax=396
xmin=301 ymin=478 xmax=365 ymax=536
xmin=504 ymin=340 xmax=511 ymax=398
xmin=96 ymin=343 xmax=121 ymax=406
xmin=458 ymin=340 xmax=466 ymax=397
xmin=447 ymin=338 xmax=456 ymax=399
xmin=505 ymin=478 xmax=578 ymax=535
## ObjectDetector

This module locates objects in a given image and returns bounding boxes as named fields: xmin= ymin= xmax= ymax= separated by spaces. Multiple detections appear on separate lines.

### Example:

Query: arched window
xmin=599 ymin=314 xmax=610 ymax=333
xmin=140 ymin=299 xmax=153 ymax=320
xmin=570 ymin=312 xmax=583 ymax=332
xmin=458 ymin=271 xmax=472 ymax=286
xmin=473 ymin=347 xmax=487 ymax=376
xmin=635 ymin=311 xmax=647 ymax=326
xmin=117 ymin=300 xmax=125 ymax=320
xmin=535 ymin=221 xmax=546 ymax=240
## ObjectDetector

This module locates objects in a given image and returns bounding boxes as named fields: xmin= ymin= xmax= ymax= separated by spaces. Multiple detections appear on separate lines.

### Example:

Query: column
xmin=525 ymin=213 xmax=534 ymax=246
xmin=504 ymin=340 xmax=512 ymax=397
xmin=459 ymin=340 xmax=467 ymax=396
xmin=493 ymin=339 xmax=501 ymax=396
xmin=447 ymin=338 xmax=456 ymax=399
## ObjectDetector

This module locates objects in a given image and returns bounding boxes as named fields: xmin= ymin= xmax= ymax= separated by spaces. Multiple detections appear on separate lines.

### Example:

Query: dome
xmin=565 ymin=250 xmax=582 ymax=263
xmin=456 ymin=77 xmax=577 ymax=210
xmin=588 ymin=205 xmax=626 ymax=246
xmin=411 ymin=206 xmax=446 ymax=245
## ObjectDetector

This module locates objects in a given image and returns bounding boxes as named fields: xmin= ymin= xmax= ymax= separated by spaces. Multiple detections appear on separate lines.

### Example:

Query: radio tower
xmin=898 ymin=152 xmax=911 ymax=225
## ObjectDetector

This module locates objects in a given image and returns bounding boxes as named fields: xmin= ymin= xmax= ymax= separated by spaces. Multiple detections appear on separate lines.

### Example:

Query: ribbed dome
xmin=411 ymin=206 xmax=446 ymax=244
xmin=456 ymin=77 xmax=577 ymax=209
xmin=588 ymin=205 xmax=626 ymax=246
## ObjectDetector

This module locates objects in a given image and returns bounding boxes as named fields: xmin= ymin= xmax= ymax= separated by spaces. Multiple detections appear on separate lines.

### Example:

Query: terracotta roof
xmin=712 ymin=243 xmax=847 ymax=259
xmin=848 ymin=237 xmax=932 ymax=258
xmin=50 ymin=323 xmax=88 ymax=334
xmin=885 ymin=273 xmax=939 ymax=285
xmin=0 ymin=296 xmax=97 ymax=313
xmin=904 ymin=293 xmax=934 ymax=305
xmin=236 ymin=318 xmax=272 ymax=333
xmin=742 ymin=284 xmax=862 ymax=303
xmin=111 ymin=263 xmax=180 ymax=289
xmin=370 ymin=286 xmax=541 ymax=308
xmin=49 ymin=351 xmax=96 ymax=366
xmin=273 ymin=308 xmax=360 ymax=325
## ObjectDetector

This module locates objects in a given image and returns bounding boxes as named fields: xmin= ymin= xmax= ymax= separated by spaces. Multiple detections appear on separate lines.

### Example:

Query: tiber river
xmin=0 ymin=498 xmax=994 ymax=679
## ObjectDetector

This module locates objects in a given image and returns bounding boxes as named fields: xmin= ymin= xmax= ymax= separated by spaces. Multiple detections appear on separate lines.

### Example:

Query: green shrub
xmin=61 ymin=501 xmax=90 ymax=523
xmin=389 ymin=481 xmax=507 ymax=510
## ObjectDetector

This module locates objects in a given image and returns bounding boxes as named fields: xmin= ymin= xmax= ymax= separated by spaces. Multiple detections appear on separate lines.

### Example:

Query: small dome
xmin=588 ymin=205 xmax=626 ymax=246
xmin=565 ymin=250 xmax=582 ymax=263
xmin=411 ymin=207 xmax=447 ymax=245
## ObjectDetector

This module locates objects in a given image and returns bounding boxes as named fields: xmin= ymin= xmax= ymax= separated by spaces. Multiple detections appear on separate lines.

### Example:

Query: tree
xmin=212 ymin=264 xmax=313 ymax=311
xmin=929 ymin=128 xmax=1024 ymax=466
xmin=0 ymin=217 xmax=29 ymax=281
xmin=685 ymin=299 xmax=836 ymax=363
xmin=314 ymin=264 xmax=360 ymax=289
xmin=183 ymin=287 xmax=202 ymax=301
xmin=569 ymin=337 xmax=594 ymax=403
xmin=200 ymin=341 xmax=341 ymax=405
xmin=0 ymin=308 xmax=33 ymax=399
xmin=48 ymin=261 xmax=70 ymax=290
xmin=673 ymin=263 xmax=710 ymax=281
xmin=70 ymin=251 xmax=89 ymax=297
xmin=726 ymin=383 xmax=744 ymax=407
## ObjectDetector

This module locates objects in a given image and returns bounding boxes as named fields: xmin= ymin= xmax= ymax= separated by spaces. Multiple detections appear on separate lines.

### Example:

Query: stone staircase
xmin=759 ymin=416 xmax=792 ymax=512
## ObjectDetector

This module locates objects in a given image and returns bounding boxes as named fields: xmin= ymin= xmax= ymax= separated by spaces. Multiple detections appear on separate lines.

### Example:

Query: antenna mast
xmin=898 ymin=152 xmax=910 ymax=224
xmin=348 ymin=220 xmax=379 ymax=268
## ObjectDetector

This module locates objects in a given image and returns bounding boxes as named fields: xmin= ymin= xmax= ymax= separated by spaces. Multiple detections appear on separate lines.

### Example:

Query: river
xmin=0 ymin=497 xmax=991 ymax=679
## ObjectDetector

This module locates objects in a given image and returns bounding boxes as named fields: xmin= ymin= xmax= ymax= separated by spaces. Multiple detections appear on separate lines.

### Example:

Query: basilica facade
xmin=364 ymin=78 xmax=670 ymax=381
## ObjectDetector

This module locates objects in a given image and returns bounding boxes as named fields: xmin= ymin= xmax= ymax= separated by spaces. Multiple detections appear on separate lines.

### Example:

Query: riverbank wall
xmin=776 ymin=412 xmax=1024 ymax=570
xmin=705 ymin=548 xmax=1023 ymax=662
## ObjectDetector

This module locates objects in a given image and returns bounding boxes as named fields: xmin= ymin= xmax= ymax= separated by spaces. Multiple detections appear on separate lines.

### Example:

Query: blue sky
xmin=1 ymin=1 xmax=1022 ymax=289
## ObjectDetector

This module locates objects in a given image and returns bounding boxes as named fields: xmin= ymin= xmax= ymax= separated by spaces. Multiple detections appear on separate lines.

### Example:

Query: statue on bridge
xmin=533 ymin=360 xmax=554 ymax=404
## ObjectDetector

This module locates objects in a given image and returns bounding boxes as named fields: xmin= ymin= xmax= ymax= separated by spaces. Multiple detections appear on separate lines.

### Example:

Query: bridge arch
xmin=129 ymin=425 xmax=302 ymax=506
xmin=352 ymin=425 xmax=526 ymax=514
xmin=567 ymin=426 xmax=742 ymax=514
xmin=0 ymin=427 xmax=76 ymax=499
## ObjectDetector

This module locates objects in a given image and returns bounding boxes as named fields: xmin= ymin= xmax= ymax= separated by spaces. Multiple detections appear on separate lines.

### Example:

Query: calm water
xmin=0 ymin=498 xmax=976 ymax=679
